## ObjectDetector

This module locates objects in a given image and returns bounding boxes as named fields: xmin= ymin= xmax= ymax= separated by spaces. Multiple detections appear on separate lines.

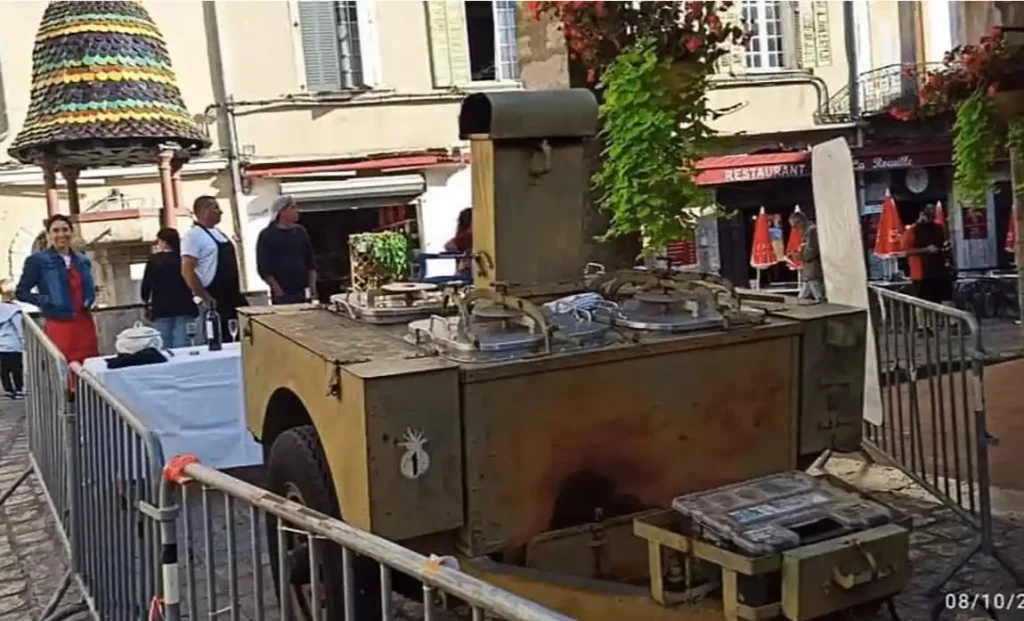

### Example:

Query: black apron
xmin=200 ymin=227 xmax=247 ymax=333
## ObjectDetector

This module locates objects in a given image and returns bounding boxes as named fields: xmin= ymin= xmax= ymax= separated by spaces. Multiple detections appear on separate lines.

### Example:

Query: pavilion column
xmin=59 ymin=166 xmax=82 ymax=216
xmin=157 ymin=149 xmax=176 ymax=229
xmin=171 ymin=156 xmax=185 ymax=213
xmin=42 ymin=157 xmax=60 ymax=217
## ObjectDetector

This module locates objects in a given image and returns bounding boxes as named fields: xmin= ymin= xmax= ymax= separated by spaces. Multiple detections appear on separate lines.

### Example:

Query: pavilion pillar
xmin=157 ymin=149 xmax=176 ymax=229
xmin=43 ymin=157 xmax=60 ymax=217
xmin=59 ymin=166 xmax=82 ymax=216
xmin=171 ymin=156 xmax=185 ymax=213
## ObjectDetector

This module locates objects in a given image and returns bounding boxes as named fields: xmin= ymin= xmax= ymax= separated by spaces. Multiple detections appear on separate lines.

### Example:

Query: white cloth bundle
xmin=115 ymin=321 xmax=163 ymax=355
xmin=543 ymin=292 xmax=605 ymax=316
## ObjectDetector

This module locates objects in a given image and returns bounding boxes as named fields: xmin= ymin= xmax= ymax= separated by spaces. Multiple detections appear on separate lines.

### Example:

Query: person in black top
xmin=256 ymin=195 xmax=317 ymax=304
xmin=141 ymin=228 xmax=198 ymax=349
xmin=902 ymin=204 xmax=952 ymax=304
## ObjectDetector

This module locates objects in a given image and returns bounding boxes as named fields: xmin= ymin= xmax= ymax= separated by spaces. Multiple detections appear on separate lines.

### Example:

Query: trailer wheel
xmin=265 ymin=425 xmax=382 ymax=621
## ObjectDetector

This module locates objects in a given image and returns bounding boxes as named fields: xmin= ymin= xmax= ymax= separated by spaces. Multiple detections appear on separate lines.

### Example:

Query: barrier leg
xmin=0 ymin=465 xmax=32 ymax=507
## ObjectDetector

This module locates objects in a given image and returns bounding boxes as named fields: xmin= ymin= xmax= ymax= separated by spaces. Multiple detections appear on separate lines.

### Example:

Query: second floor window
xmin=742 ymin=0 xmax=785 ymax=71
xmin=427 ymin=0 xmax=519 ymax=88
xmin=299 ymin=0 xmax=368 ymax=92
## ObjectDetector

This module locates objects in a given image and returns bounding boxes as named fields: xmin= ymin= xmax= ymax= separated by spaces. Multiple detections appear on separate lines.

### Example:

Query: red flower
xmin=889 ymin=108 xmax=913 ymax=121
xmin=708 ymin=13 xmax=722 ymax=35
xmin=989 ymin=83 xmax=1000 ymax=97
xmin=587 ymin=68 xmax=597 ymax=83
xmin=684 ymin=35 xmax=702 ymax=53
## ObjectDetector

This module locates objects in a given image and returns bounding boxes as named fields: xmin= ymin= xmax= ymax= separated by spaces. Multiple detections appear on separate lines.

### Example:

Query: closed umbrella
xmin=750 ymin=207 xmax=777 ymax=289
xmin=874 ymin=189 xmax=905 ymax=280
xmin=785 ymin=205 xmax=804 ymax=287
xmin=1006 ymin=206 xmax=1017 ymax=255
xmin=935 ymin=200 xmax=946 ymax=227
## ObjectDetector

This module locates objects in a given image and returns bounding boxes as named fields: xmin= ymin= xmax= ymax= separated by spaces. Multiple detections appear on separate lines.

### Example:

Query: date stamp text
xmin=945 ymin=592 xmax=1024 ymax=611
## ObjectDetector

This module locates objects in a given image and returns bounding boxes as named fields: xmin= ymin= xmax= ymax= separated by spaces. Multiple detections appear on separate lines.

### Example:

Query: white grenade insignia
xmin=399 ymin=428 xmax=430 ymax=480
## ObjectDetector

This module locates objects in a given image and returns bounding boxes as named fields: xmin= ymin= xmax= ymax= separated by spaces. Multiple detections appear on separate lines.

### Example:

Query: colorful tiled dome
xmin=9 ymin=0 xmax=211 ymax=168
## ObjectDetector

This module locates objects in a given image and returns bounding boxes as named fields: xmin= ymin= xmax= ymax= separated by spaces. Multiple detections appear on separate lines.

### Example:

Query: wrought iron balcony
xmin=816 ymin=63 xmax=942 ymax=124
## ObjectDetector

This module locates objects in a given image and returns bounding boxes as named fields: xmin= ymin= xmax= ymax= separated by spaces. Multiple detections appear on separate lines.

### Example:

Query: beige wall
xmin=707 ymin=0 xmax=851 ymax=135
xmin=0 ymin=1 xmax=484 ymax=166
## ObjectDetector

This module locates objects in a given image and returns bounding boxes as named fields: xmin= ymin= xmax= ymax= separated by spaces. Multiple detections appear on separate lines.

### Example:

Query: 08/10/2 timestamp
xmin=945 ymin=592 xmax=1024 ymax=610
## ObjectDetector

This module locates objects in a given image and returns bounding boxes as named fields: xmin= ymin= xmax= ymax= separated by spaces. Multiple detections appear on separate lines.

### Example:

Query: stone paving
xmin=3 ymin=394 xmax=1024 ymax=621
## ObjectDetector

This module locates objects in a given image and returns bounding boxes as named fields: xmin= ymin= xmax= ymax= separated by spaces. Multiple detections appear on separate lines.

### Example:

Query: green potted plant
xmin=349 ymin=231 xmax=409 ymax=291
xmin=527 ymin=1 xmax=745 ymax=258
xmin=894 ymin=27 xmax=1024 ymax=208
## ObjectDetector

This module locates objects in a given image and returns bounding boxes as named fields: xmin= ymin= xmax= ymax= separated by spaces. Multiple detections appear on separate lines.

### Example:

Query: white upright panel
xmin=811 ymin=138 xmax=883 ymax=425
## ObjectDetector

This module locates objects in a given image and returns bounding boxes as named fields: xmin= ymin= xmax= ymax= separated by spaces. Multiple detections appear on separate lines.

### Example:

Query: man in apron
xmin=181 ymin=196 xmax=248 ymax=338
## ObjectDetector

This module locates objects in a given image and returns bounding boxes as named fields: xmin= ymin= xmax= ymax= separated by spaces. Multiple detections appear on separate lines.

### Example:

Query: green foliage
xmin=952 ymin=92 xmax=998 ymax=209
xmin=350 ymin=231 xmax=409 ymax=279
xmin=592 ymin=37 xmax=717 ymax=253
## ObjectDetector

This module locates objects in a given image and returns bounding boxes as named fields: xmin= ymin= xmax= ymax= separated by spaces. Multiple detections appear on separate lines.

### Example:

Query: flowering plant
xmin=892 ymin=28 xmax=1024 ymax=207
xmin=527 ymin=1 xmax=746 ymax=252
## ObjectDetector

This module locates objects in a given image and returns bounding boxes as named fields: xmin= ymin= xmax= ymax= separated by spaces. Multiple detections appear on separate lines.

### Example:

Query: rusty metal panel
xmin=766 ymin=304 xmax=867 ymax=456
xmin=459 ymin=333 xmax=801 ymax=556
xmin=459 ymin=90 xmax=598 ymax=140
xmin=363 ymin=368 xmax=464 ymax=539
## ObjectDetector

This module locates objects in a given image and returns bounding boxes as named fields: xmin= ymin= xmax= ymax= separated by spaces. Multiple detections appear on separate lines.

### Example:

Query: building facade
xmin=0 ymin=0 xmax=526 ymax=304
xmin=667 ymin=0 xmax=1015 ymax=286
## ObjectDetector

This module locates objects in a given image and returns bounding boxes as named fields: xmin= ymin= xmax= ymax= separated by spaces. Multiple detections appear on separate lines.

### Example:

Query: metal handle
xmin=831 ymin=542 xmax=891 ymax=590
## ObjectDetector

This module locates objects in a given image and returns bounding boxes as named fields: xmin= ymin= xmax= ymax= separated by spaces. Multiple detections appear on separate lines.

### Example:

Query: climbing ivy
xmin=350 ymin=232 xmax=409 ymax=280
xmin=952 ymin=92 xmax=998 ymax=209
xmin=592 ymin=37 xmax=716 ymax=253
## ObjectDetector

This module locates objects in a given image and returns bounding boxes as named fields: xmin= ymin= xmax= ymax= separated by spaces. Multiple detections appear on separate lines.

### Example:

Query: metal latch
xmin=831 ymin=541 xmax=893 ymax=590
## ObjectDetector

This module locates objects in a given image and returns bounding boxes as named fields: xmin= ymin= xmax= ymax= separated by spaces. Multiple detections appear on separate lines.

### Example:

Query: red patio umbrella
xmin=935 ymin=200 xmax=946 ymax=227
xmin=785 ymin=205 xmax=803 ymax=270
xmin=873 ymin=189 xmax=905 ymax=259
xmin=1007 ymin=206 xmax=1018 ymax=254
xmin=750 ymin=207 xmax=777 ymax=288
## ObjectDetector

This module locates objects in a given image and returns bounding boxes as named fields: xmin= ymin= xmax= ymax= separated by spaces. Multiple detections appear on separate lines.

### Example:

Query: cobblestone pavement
xmin=3 ymin=395 xmax=1024 ymax=621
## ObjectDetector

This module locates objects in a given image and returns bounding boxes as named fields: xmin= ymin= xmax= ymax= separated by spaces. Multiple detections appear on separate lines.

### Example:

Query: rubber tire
xmin=265 ymin=425 xmax=383 ymax=621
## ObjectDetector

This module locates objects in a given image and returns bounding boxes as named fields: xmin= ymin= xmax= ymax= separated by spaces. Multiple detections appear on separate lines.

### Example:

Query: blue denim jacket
xmin=15 ymin=249 xmax=96 ymax=320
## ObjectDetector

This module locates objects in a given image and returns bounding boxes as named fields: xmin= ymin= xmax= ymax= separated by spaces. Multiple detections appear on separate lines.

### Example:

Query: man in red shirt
xmin=444 ymin=208 xmax=472 ymax=278
xmin=902 ymin=204 xmax=951 ymax=304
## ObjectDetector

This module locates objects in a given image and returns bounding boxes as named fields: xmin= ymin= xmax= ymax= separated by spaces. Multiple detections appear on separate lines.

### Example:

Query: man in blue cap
xmin=256 ymin=195 xmax=317 ymax=304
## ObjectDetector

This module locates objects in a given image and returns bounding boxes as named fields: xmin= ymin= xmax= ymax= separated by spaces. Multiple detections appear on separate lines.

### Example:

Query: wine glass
xmin=185 ymin=321 xmax=198 ymax=347
xmin=228 ymin=319 xmax=239 ymax=343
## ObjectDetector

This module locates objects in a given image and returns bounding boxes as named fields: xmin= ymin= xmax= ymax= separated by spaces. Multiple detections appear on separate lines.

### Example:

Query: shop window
xmin=742 ymin=0 xmax=786 ymax=70
xmin=427 ymin=1 xmax=520 ymax=87
xmin=298 ymin=0 xmax=375 ymax=91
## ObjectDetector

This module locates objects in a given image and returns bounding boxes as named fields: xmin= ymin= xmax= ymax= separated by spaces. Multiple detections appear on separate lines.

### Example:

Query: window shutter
xmin=425 ymin=1 xmax=470 ymax=87
xmin=796 ymin=0 xmax=832 ymax=68
xmin=298 ymin=1 xmax=342 ymax=92
xmin=717 ymin=1 xmax=746 ymax=75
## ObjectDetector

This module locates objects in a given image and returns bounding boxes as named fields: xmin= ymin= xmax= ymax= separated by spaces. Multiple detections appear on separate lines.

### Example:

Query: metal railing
xmin=72 ymin=363 xmax=167 ymax=621
xmin=864 ymin=285 xmax=1023 ymax=593
xmin=158 ymin=458 xmax=573 ymax=621
xmin=3 ymin=315 xmax=574 ymax=621
xmin=816 ymin=62 xmax=942 ymax=124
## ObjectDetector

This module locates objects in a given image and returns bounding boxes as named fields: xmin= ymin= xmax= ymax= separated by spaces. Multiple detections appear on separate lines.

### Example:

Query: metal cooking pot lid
xmin=382 ymin=282 xmax=438 ymax=293
xmin=634 ymin=290 xmax=690 ymax=305
xmin=472 ymin=305 xmax=523 ymax=320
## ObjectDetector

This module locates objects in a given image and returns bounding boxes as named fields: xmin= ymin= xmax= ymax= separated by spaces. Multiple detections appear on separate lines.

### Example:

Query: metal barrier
xmin=157 ymin=457 xmax=573 ymax=621
xmin=4 ymin=319 xmax=574 ymax=621
xmin=864 ymin=285 xmax=1023 ymax=593
xmin=71 ymin=362 xmax=167 ymax=621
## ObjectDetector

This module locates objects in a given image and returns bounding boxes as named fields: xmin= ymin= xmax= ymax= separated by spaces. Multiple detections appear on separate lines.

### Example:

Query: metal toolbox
xmin=634 ymin=473 xmax=911 ymax=621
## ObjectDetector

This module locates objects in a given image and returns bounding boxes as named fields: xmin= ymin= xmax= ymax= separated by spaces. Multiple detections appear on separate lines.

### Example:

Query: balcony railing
xmin=816 ymin=62 xmax=942 ymax=124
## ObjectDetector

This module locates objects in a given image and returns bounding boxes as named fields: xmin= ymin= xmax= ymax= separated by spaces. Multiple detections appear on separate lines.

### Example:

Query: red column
xmin=158 ymin=150 xmax=176 ymax=229
xmin=43 ymin=158 xmax=60 ymax=217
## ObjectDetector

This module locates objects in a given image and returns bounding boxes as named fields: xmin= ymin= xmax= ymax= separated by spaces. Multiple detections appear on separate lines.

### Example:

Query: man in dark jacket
xmin=256 ymin=195 xmax=317 ymax=304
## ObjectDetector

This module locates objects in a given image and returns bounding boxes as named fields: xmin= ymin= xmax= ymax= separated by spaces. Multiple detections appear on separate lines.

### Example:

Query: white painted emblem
xmin=399 ymin=428 xmax=430 ymax=480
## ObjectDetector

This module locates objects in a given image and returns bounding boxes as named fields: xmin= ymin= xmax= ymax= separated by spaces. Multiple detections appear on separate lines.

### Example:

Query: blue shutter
xmin=299 ymin=1 xmax=343 ymax=92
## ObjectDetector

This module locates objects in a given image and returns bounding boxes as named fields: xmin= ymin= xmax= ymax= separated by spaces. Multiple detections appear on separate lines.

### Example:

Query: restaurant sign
xmin=698 ymin=149 xmax=950 ymax=186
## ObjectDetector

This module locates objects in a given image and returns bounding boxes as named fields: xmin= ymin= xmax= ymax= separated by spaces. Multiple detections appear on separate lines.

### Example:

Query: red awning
xmin=244 ymin=152 xmax=469 ymax=179
xmin=694 ymin=143 xmax=951 ymax=187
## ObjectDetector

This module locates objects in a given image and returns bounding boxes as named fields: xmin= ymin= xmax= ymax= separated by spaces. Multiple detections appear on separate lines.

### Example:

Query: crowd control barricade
xmin=70 ymin=362 xmax=167 ymax=621
xmin=864 ymin=285 xmax=1023 ymax=593
xmin=158 ymin=457 xmax=575 ymax=621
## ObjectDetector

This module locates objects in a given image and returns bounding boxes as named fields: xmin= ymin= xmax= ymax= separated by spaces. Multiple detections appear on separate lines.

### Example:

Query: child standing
xmin=0 ymin=280 xmax=24 ymax=399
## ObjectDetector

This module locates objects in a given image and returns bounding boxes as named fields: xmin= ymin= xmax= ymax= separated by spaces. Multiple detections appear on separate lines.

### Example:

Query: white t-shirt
xmin=181 ymin=226 xmax=229 ymax=288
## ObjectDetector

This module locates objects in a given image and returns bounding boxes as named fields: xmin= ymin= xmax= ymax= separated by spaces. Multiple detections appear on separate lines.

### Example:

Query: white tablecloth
xmin=82 ymin=343 xmax=262 ymax=469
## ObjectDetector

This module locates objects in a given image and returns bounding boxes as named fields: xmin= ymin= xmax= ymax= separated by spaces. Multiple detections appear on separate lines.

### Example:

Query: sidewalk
xmin=2 ymin=394 xmax=1023 ymax=620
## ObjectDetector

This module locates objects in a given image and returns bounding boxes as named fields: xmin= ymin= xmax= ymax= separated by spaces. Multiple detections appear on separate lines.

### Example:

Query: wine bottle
xmin=206 ymin=304 xmax=223 ymax=351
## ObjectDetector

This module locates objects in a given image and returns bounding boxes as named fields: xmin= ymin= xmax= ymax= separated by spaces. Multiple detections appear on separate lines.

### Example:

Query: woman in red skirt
xmin=16 ymin=214 xmax=99 ymax=393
